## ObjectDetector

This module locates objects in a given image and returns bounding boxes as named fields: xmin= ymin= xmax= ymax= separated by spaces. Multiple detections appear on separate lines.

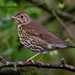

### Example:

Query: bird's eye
xmin=20 ymin=15 xmax=24 ymax=18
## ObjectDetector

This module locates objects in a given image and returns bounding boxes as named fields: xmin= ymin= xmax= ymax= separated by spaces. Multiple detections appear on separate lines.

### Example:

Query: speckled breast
xmin=18 ymin=26 xmax=49 ymax=53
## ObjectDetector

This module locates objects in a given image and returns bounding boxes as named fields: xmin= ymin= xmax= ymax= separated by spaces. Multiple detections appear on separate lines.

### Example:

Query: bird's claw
xmin=37 ymin=60 xmax=43 ymax=64
xmin=26 ymin=58 xmax=34 ymax=64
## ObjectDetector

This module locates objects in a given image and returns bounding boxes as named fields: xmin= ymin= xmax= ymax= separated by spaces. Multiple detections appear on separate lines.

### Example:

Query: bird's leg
xmin=26 ymin=53 xmax=40 ymax=64
xmin=37 ymin=54 xmax=46 ymax=64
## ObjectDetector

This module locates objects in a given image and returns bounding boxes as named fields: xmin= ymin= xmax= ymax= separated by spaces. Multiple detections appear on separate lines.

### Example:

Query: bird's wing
xmin=22 ymin=21 xmax=75 ymax=48
xmin=24 ymin=21 xmax=59 ymax=39
xmin=23 ymin=21 xmax=67 ymax=44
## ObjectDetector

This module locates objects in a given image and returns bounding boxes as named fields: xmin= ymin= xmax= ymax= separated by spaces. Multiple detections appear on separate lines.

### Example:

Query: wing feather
xmin=22 ymin=21 xmax=70 ymax=45
xmin=24 ymin=21 xmax=59 ymax=39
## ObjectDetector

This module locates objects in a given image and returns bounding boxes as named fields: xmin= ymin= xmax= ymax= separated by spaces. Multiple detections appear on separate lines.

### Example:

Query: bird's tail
xmin=67 ymin=44 xmax=75 ymax=48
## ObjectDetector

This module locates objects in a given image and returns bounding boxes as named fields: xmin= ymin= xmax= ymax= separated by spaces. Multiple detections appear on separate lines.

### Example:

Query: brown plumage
xmin=10 ymin=11 xmax=75 ymax=63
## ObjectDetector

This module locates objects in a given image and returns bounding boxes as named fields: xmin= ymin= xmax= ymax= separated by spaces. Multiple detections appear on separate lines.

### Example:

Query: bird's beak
xmin=10 ymin=16 xmax=17 ymax=19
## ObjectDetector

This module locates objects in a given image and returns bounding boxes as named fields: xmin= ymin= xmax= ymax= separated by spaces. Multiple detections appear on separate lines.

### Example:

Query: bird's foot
xmin=37 ymin=60 xmax=43 ymax=64
xmin=26 ymin=58 xmax=34 ymax=64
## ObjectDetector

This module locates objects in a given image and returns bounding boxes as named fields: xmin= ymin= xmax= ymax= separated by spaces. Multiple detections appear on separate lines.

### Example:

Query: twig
xmin=0 ymin=68 xmax=50 ymax=75
xmin=0 ymin=56 xmax=75 ymax=72
xmin=43 ymin=0 xmax=75 ymax=41
xmin=0 ymin=1 xmax=75 ymax=21
xmin=26 ymin=0 xmax=75 ymax=20
xmin=51 ymin=10 xmax=75 ymax=40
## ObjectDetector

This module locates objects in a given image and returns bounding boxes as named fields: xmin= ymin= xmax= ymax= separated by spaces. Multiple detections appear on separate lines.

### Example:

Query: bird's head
xmin=10 ymin=11 xmax=32 ymax=25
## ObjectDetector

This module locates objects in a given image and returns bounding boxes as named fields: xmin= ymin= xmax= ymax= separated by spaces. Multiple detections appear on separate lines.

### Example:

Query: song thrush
xmin=10 ymin=11 xmax=75 ymax=63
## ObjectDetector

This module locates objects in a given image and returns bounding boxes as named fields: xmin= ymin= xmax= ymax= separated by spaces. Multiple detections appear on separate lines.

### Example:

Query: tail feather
xmin=67 ymin=44 xmax=75 ymax=48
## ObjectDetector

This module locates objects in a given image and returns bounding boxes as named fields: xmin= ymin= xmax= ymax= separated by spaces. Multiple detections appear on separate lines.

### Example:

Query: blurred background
xmin=0 ymin=0 xmax=75 ymax=75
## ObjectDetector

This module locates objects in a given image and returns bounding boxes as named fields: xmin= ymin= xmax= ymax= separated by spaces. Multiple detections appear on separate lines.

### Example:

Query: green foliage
xmin=5 ymin=1 xmax=17 ymax=6
xmin=25 ymin=7 xmax=42 ymax=18
xmin=0 ymin=20 xmax=12 ymax=32
xmin=2 ymin=47 xmax=18 ymax=57
xmin=0 ymin=0 xmax=4 ymax=6
xmin=57 ymin=3 xmax=65 ymax=9
xmin=21 ymin=70 xmax=41 ymax=75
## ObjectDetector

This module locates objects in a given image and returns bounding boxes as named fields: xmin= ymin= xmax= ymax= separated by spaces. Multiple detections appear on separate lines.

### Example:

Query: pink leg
xmin=27 ymin=53 xmax=40 ymax=63
xmin=37 ymin=54 xmax=46 ymax=63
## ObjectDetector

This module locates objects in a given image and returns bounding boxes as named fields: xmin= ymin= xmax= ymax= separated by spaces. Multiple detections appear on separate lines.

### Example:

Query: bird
xmin=10 ymin=11 xmax=75 ymax=63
